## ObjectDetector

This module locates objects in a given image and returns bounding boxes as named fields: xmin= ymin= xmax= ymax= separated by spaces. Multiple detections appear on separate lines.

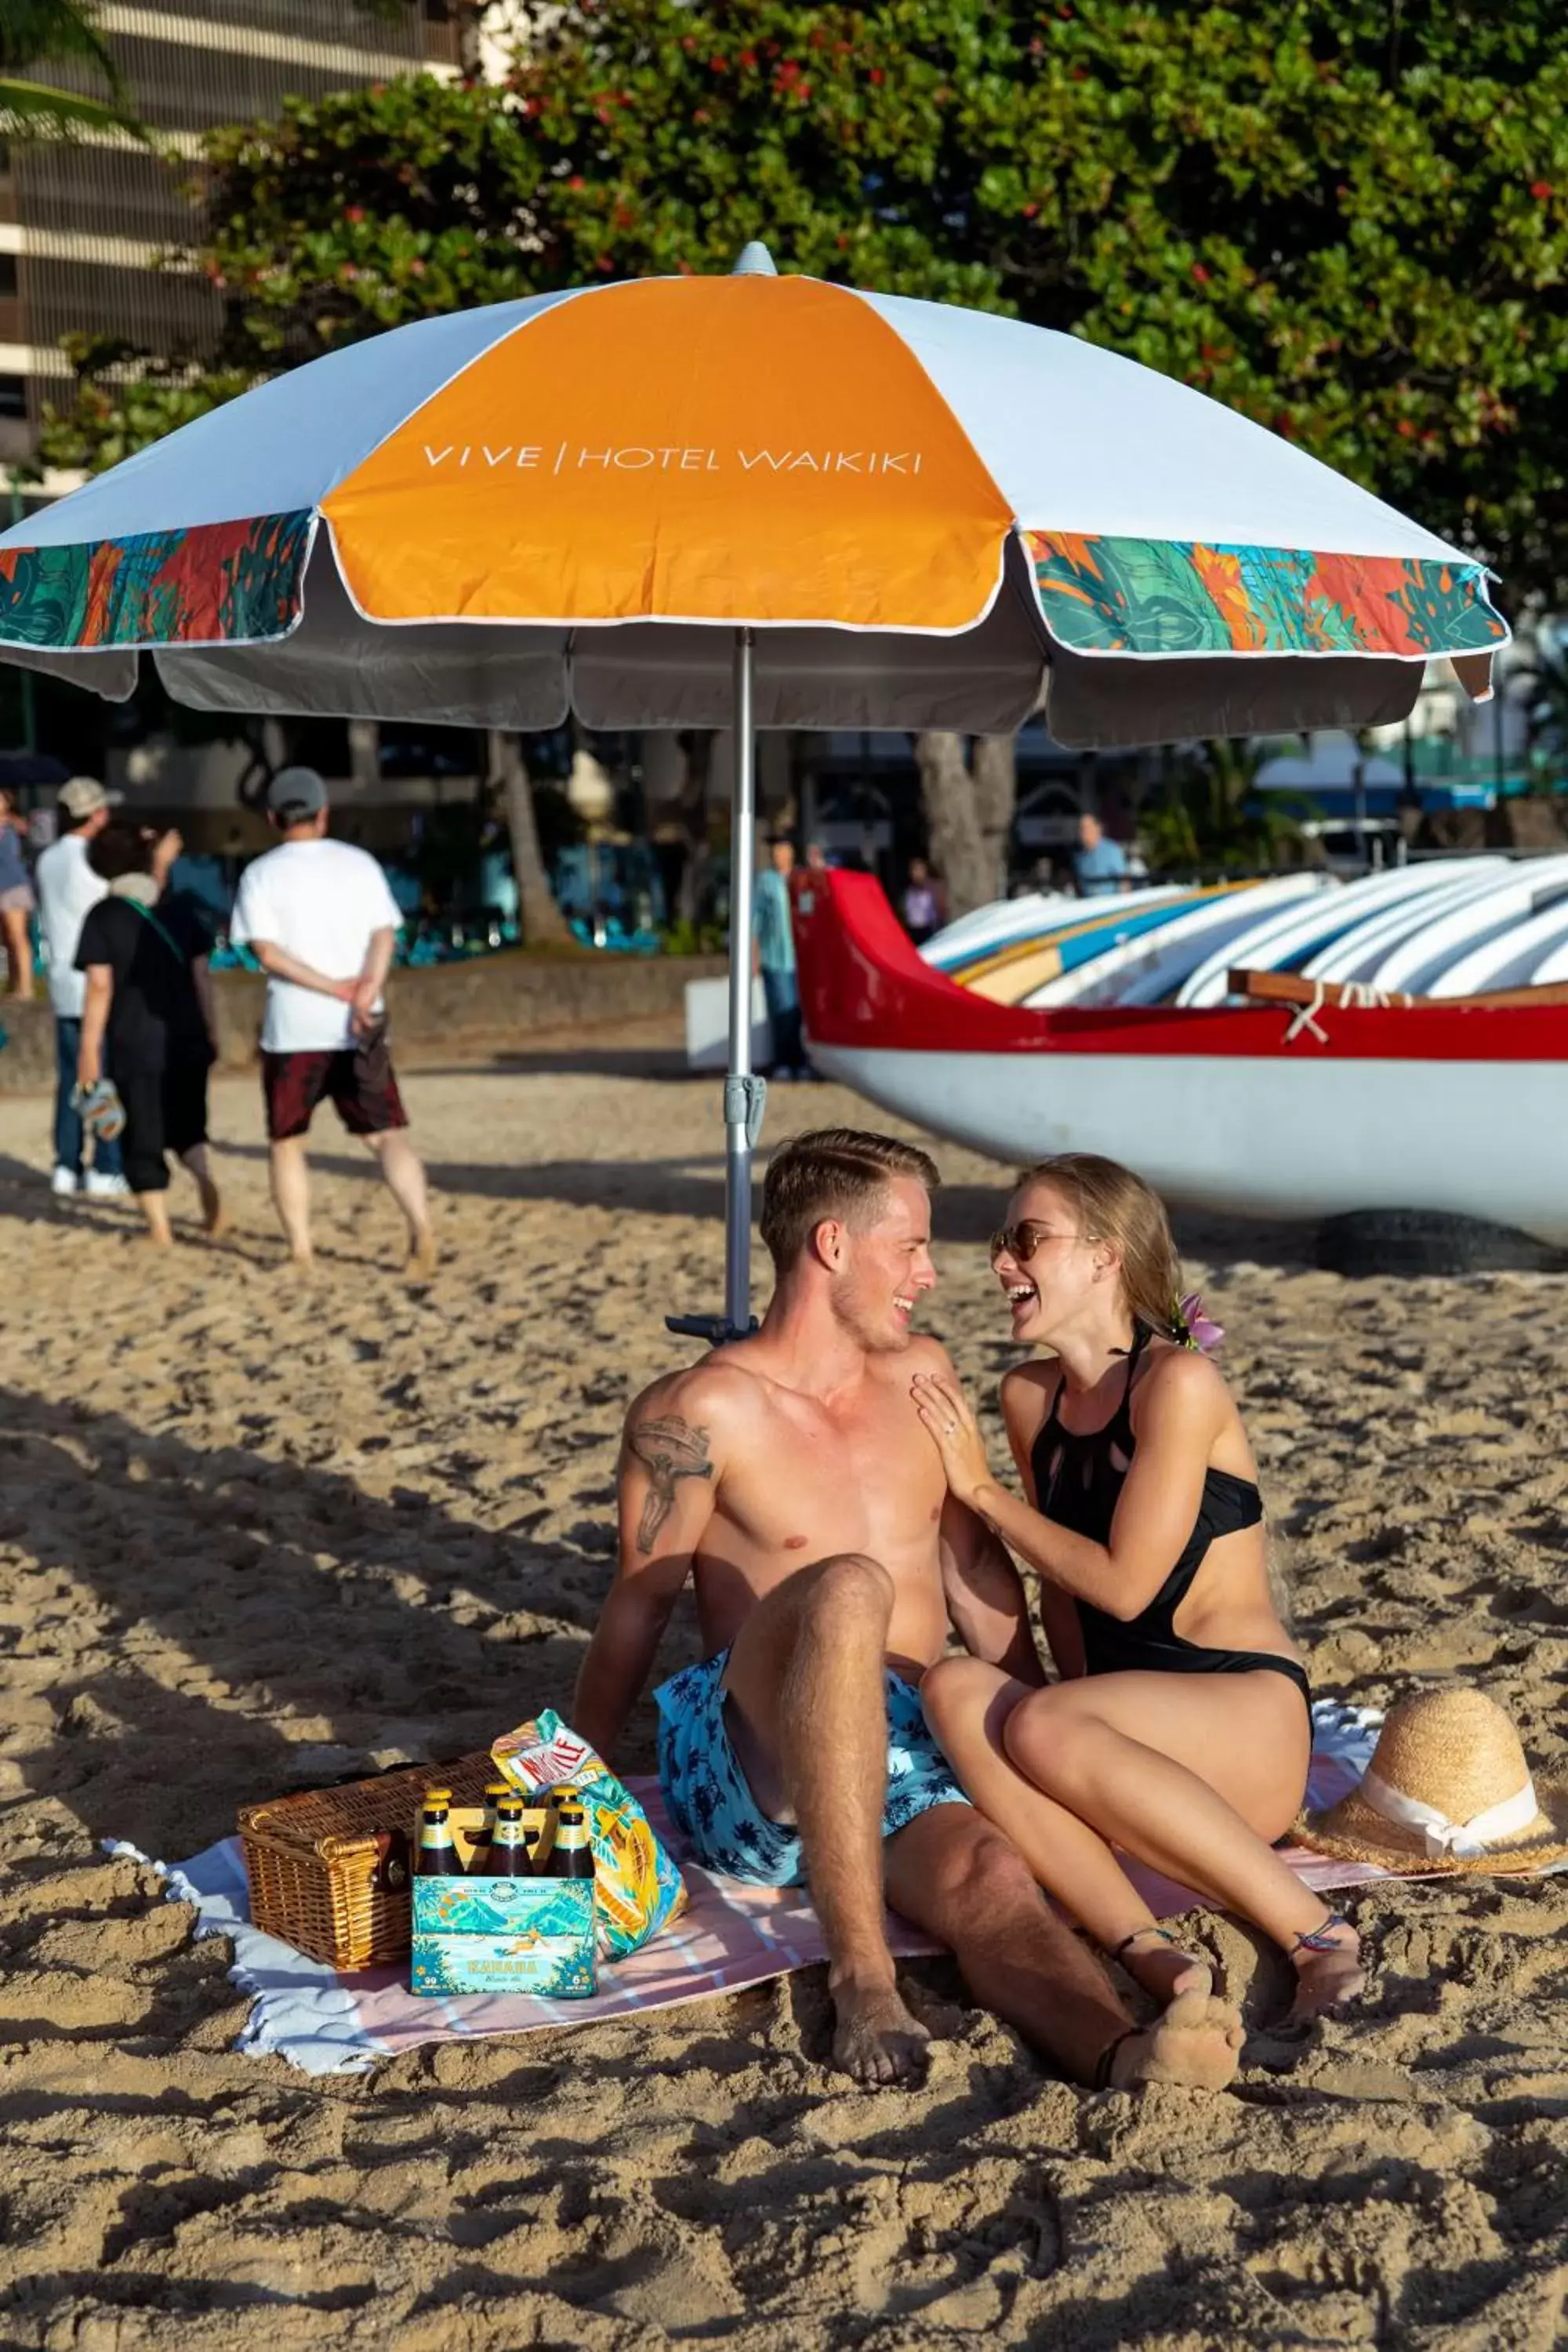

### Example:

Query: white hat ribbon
xmin=1359 ymin=1766 xmax=1540 ymax=1858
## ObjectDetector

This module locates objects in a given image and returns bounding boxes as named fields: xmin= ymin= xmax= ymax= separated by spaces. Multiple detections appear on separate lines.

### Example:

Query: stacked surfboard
xmin=922 ymin=858 xmax=1568 ymax=1010
xmin=791 ymin=863 xmax=1568 ymax=1248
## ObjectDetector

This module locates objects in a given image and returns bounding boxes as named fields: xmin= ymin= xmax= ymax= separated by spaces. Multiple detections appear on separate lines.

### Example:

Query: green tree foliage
xmin=0 ymin=0 xmax=146 ymax=140
xmin=1139 ymin=737 xmax=1309 ymax=873
xmin=39 ymin=1 xmax=1568 ymax=607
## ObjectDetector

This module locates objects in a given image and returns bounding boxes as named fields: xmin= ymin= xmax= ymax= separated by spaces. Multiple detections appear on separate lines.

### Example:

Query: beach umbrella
xmin=0 ymin=245 xmax=1509 ymax=1338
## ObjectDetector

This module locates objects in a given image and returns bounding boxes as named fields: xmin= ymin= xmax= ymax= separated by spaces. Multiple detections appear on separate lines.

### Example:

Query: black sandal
xmin=1289 ymin=1911 xmax=1355 ymax=1959
xmin=1092 ymin=2028 xmax=1138 ymax=2091
xmin=1112 ymin=1926 xmax=1212 ymax=1980
xmin=1113 ymin=1926 xmax=1182 ymax=1964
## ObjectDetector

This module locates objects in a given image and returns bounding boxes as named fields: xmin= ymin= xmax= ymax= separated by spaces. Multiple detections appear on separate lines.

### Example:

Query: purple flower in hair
xmin=1175 ymin=1292 xmax=1225 ymax=1354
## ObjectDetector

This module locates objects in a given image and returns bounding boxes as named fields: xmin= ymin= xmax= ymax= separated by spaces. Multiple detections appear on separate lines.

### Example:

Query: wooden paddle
xmin=1228 ymin=968 xmax=1568 ymax=1013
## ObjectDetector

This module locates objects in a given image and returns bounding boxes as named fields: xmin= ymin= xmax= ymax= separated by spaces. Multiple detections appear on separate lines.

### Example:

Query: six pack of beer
xmin=410 ymin=1710 xmax=687 ymax=1998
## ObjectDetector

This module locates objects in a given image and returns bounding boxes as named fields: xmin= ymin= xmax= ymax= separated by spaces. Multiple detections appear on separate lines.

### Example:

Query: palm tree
xmin=1519 ymin=637 xmax=1568 ymax=790
xmin=0 ymin=0 xmax=146 ymax=141
xmin=1141 ymin=737 xmax=1308 ymax=875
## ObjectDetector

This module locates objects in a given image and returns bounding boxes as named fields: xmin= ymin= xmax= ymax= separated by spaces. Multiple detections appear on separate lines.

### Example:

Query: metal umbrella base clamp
xmin=0 ymin=245 xmax=1509 ymax=1338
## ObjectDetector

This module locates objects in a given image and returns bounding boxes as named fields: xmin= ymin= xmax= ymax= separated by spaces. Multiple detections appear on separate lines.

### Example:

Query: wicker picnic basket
xmin=238 ymin=1751 xmax=497 ymax=1969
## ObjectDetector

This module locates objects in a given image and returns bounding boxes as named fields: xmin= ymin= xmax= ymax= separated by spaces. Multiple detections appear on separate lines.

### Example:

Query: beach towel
xmin=109 ymin=1703 xmax=1399 ymax=2078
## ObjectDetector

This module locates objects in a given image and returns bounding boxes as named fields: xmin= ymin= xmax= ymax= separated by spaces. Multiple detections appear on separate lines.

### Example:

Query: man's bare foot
xmin=1287 ymin=1916 xmax=1365 ymax=2023
xmin=1112 ymin=1925 xmax=1214 ymax=2005
xmin=830 ymin=1981 xmax=931 ymax=2088
xmin=1103 ymin=1990 xmax=1245 ymax=2092
xmin=405 ymin=1229 xmax=437 ymax=1279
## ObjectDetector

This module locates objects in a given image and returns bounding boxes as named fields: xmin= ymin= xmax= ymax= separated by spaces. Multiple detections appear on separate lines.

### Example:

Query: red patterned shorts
xmin=261 ymin=1028 xmax=407 ymax=1142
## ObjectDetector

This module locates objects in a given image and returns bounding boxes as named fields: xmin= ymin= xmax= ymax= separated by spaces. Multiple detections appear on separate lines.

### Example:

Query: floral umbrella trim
xmin=0 ymin=510 xmax=313 ymax=650
xmin=1028 ymin=532 xmax=1508 ymax=659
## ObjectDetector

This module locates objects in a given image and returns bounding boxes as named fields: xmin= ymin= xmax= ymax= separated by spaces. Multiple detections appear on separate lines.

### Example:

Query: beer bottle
xmin=416 ymin=1786 xmax=465 ymax=1878
xmin=545 ymin=1804 xmax=595 ymax=1880
xmin=485 ymin=1793 xmax=532 ymax=1878
xmin=466 ymin=1780 xmax=510 ymax=1871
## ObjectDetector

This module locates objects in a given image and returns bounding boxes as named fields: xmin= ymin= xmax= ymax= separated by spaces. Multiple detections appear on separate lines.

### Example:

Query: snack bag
xmin=491 ymin=1711 xmax=685 ymax=1959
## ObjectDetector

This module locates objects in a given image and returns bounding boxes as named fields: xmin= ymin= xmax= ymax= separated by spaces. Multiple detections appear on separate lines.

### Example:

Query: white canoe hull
xmin=810 ymin=1040 xmax=1568 ymax=1243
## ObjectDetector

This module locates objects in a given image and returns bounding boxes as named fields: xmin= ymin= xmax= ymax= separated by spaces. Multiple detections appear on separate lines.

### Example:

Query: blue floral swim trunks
xmin=655 ymin=1650 xmax=970 ymax=1887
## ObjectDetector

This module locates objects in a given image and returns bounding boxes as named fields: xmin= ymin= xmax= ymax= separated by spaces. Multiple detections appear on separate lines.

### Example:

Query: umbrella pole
xmin=667 ymin=626 xmax=765 ymax=1346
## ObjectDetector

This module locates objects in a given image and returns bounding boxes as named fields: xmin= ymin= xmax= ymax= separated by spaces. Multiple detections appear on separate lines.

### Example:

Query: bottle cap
xmin=485 ymin=1780 xmax=510 ymax=1798
xmin=495 ymin=1793 xmax=524 ymax=1812
xmin=423 ymin=1787 xmax=452 ymax=1803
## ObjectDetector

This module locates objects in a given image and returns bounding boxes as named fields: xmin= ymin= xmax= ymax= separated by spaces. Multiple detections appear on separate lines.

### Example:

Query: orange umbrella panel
xmin=322 ymin=277 xmax=1014 ymax=633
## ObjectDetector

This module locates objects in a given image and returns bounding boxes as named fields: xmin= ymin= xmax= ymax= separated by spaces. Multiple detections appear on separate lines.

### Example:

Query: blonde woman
xmin=913 ymin=1152 xmax=1363 ymax=2028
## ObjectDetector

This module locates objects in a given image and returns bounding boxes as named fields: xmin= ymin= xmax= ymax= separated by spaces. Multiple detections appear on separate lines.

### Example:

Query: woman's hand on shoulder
xmin=909 ymin=1351 xmax=993 ymax=1510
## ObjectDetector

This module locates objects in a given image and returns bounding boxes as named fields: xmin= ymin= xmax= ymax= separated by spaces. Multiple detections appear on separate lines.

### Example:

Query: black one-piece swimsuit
xmin=1029 ymin=1328 xmax=1312 ymax=1715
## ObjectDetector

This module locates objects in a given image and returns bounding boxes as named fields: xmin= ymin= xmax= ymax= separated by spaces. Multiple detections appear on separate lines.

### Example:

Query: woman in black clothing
xmin=74 ymin=822 xmax=224 ymax=1248
xmin=913 ymin=1152 xmax=1363 ymax=2025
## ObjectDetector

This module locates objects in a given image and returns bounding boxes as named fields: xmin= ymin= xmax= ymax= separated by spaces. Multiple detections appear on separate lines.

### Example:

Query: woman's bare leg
xmin=136 ymin=1190 xmax=173 ymax=1246
xmin=2 ymin=907 xmax=32 ymax=997
xmin=180 ymin=1142 xmax=227 ymax=1236
xmin=924 ymin=1660 xmax=1362 ymax=2020
xmin=1002 ymin=1672 xmax=1362 ymax=2020
xmin=923 ymin=1660 xmax=1215 ymax=2007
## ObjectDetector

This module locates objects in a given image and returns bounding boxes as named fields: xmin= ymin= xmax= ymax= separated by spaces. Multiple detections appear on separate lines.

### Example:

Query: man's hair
xmin=85 ymin=819 xmax=153 ymax=884
xmin=271 ymin=800 xmax=318 ymax=829
xmin=760 ymin=1127 xmax=939 ymax=1274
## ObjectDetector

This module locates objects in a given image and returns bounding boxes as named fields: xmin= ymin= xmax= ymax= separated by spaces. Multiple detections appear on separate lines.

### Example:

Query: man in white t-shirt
xmin=230 ymin=768 xmax=434 ymax=1275
xmin=33 ymin=775 xmax=129 ymax=1199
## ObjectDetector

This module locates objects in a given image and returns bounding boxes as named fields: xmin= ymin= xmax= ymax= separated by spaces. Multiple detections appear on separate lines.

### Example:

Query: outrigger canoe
xmin=792 ymin=867 xmax=1568 ymax=1243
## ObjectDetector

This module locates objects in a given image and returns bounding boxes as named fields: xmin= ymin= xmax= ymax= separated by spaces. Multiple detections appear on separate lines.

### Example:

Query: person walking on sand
xmin=913 ymin=1152 xmax=1366 ymax=2026
xmin=74 ymin=820 xmax=224 ymax=1247
xmin=0 ymin=784 xmax=37 ymax=997
xmin=753 ymin=833 xmax=808 ymax=1079
xmin=34 ymin=776 xmax=128 ymax=1200
xmin=573 ymin=1128 xmax=1245 ymax=2094
xmin=230 ymin=768 xmax=434 ymax=1276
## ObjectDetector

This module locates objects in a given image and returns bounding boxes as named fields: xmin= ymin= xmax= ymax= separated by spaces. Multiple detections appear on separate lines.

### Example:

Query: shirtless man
xmin=572 ymin=1128 xmax=1246 ymax=2091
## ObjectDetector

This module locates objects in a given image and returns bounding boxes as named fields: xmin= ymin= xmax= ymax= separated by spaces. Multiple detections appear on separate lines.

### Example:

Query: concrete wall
xmin=0 ymin=950 xmax=725 ymax=1092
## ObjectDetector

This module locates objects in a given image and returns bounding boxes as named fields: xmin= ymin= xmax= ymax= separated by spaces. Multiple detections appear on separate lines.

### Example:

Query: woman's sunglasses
xmin=988 ymin=1220 xmax=1082 ymax=1264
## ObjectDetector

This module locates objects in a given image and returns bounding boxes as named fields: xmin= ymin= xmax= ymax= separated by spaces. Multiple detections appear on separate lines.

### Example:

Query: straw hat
xmin=1296 ymin=1686 xmax=1568 ymax=1875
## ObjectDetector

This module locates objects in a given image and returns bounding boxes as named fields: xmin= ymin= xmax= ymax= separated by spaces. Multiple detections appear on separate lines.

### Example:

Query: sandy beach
xmin=2 ymin=1036 xmax=1566 ymax=2350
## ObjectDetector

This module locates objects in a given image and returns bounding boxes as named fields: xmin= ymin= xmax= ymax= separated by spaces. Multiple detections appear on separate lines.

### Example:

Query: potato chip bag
xmin=490 ymin=1710 xmax=685 ymax=1959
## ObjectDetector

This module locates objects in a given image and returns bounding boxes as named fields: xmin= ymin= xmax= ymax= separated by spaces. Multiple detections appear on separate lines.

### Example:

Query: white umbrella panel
xmin=0 ymin=260 xmax=1509 ymax=1337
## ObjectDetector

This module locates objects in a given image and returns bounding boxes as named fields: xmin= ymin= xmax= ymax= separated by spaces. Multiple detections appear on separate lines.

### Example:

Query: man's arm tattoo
xmin=627 ymin=1414 xmax=713 ymax=1554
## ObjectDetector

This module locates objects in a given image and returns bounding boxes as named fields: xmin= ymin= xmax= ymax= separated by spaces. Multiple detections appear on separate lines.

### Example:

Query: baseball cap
xmin=266 ymin=765 xmax=328 ymax=818
xmin=58 ymin=776 xmax=122 ymax=822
